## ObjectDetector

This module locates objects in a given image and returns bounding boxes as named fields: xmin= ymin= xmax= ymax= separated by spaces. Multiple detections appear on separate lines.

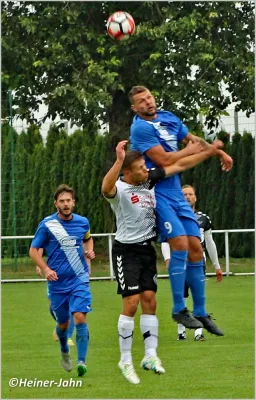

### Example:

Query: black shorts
xmin=112 ymin=240 xmax=157 ymax=298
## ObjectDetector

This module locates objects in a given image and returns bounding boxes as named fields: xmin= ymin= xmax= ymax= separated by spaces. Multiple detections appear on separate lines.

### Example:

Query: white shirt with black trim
xmin=105 ymin=168 xmax=165 ymax=244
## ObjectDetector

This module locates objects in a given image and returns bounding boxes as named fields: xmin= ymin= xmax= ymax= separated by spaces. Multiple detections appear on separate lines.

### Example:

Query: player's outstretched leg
xmin=118 ymin=314 xmax=140 ymax=384
xmin=140 ymin=314 xmax=165 ymax=374
xmin=76 ymin=322 xmax=89 ymax=376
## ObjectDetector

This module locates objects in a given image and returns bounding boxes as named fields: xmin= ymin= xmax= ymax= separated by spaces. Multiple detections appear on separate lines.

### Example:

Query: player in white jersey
xmin=161 ymin=184 xmax=223 ymax=341
xmin=102 ymin=140 xmax=221 ymax=384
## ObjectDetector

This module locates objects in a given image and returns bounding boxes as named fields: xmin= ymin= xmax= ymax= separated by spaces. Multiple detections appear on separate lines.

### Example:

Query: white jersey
xmin=105 ymin=168 xmax=165 ymax=244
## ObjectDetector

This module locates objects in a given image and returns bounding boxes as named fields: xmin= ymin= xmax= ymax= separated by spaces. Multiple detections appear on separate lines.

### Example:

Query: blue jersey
xmin=130 ymin=110 xmax=188 ymax=192
xmin=31 ymin=213 xmax=90 ymax=293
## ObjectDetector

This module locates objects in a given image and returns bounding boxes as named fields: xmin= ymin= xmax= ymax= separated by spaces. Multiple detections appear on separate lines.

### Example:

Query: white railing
xmin=1 ymin=229 xmax=255 ymax=282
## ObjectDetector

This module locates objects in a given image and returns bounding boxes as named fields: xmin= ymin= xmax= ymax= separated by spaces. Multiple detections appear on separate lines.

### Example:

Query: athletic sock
xmin=195 ymin=328 xmax=203 ymax=337
xmin=177 ymin=323 xmax=186 ymax=335
xmin=140 ymin=314 xmax=158 ymax=358
xmin=76 ymin=322 xmax=89 ymax=364
xmin=118 ymin=314 xmax=134 ymax=364
xmin=56 ymin=325 xmax=69 ymax=353
xmin=186 ymin=260 xmax=207 ymax=317
xmin=68 ymin=313 xmax=75 ymax=339
xmin=168 ymin=250 xmax=188 ymax=313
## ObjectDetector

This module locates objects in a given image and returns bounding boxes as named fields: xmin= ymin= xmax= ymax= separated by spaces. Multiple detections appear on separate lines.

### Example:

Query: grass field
xmin=1 ymin=276 xmax=254 ymax=399
xmin=1 ymin=256 xmax=255 ymax=280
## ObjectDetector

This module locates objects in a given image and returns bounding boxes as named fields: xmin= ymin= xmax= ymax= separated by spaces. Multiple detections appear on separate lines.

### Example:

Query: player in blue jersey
xmin=129 ymin=86 xmax=232 ymax=335
xmin=29 ymin=184 xmax=94 ymax=377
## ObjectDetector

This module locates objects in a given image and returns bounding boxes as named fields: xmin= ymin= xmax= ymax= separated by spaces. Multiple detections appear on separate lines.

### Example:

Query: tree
xmin=2 ymin=1 xmax=254 ymax=134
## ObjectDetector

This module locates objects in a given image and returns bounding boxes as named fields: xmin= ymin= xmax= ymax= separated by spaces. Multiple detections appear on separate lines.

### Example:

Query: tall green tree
xmin=2 ymin=1 xmax=254 ymax=134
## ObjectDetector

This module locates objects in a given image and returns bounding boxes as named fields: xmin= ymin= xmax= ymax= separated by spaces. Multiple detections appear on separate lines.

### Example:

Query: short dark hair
xmin=182 ymin=184 xmax=196 ymax=193
xmin=54 ymin=184 xmax=75 ymax=201
xmin=122 ymin=150 xmax=144 ymax=170
xmin=128 ymin=85 xmax=149 ymax=104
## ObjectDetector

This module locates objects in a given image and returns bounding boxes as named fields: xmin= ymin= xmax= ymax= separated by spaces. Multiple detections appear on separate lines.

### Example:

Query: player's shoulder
xmin=131 ymin=115 xmax=153 ymax=130
xmin=40 ymin=213 xmax=57 ymax=225
xmin=72 ymin=213 xmax=89 ymax=224
xmin=158 ymin=110 xmax=181 ymax=122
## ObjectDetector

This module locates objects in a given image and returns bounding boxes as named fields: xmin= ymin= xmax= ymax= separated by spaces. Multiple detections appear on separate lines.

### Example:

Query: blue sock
xmin=186 ymin=260 xmax=207 ymax=317
xmin=76 ymin=322 xmax=89 ymax=364
xmin=49 ymin=305 xmax=56 ymax=321
xmin=56 ymin=325 xmax=69 ymax=353
xmin=168 ymin=250 xmax=188 ymax=313
xmin=68 ymin=314 xmax=75 ymax=339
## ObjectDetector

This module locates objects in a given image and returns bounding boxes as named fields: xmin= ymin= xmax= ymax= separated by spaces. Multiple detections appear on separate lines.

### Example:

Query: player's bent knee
xmin=73 ymin=312 xmax=86 ymax=324
xmin=168 ymin=236 xmax=188 ymax=251
xmin=58 ymin=321 xmax=69 ymax=330
xmin=122 ymin=295 xmax=140 ymax=317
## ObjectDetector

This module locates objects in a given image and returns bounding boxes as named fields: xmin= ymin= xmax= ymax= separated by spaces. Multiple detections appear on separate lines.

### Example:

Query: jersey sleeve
xmin=83 ymin=219 xmax=91 ymax=241
xmin=148 ymin=167 xmax=166 ymax=188
xmin=131 ymin=121 xmax=160 ymax=153
xmin=30 ymin=223 xmax=48 ymax=249
xmin=204 ymin=215 xmax=212 ymax=231
xmin=103 ymin=187 xmax=120 ymax=209
xmin=177 ymin=122 xmax=189 ymax=142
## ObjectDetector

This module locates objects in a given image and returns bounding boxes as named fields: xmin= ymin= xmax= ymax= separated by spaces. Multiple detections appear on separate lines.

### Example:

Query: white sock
xmin=178 ymin=323 xmax=186 ymax=335
xmin=195 ymin=328 xmax=203 ymax=337
xmin=118 ymin=314 xmax=134 ymax=364
xmin=140 ymin=314 xmax=158 ymax=358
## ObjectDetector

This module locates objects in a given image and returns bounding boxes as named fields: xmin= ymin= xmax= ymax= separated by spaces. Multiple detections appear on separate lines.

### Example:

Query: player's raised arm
xmin=163 ymin=142 xmax=218 ymax=177
xmin=101 ymin=140 xmax=128 ymax=197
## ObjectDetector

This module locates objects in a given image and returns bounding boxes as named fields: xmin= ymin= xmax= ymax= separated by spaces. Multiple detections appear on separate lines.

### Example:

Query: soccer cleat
xmin=77 ymin=361 xmax=87 ymax=377
xmin=194 ymin=314 xmax=224 ymax=336
xmin=118 ymin=361 xmax=140 ymax=384
xmin=177 ymin=332 xmax=186 ymax=341
xmin=194 ymin=334 xmax=206 ymax=341
xmin=172 ymin=308 xmax=203 ymax=329
xmin=61 ymin=352 xmax=72 ymax=372
xmin=53 ymin=327 xmax=59 ymax=342
xmin=68 ymin=338 xmax=75 ymax=346
xmin=140 ymin=356 xmax=166 ymax=374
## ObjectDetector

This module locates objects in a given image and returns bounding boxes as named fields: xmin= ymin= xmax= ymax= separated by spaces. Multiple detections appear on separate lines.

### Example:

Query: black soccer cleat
xmin=194 ymin=334 xmax=206 ymax=342
xmin=172 ymin=308 xmax=203 ymax=329
xmin=194 ymin=314 xmax=224 ymax=336
xmin=177 ymin=332 xmax=186 ymax=341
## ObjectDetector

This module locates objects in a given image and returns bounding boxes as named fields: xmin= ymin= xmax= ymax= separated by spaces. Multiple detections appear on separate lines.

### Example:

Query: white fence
xmin=1 ymin=229 xmax=255 ymax=283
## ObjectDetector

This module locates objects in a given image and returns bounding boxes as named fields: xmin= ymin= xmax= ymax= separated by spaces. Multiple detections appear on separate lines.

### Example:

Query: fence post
xmin=108 ymin=234 xmax=114 ymax=281
xmin=225 ymin=231 xmax=230 ymax=276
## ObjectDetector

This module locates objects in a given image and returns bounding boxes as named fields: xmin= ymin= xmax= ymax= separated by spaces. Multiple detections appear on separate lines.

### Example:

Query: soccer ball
xmin=107 ymin=11 xmax=135 ymax=41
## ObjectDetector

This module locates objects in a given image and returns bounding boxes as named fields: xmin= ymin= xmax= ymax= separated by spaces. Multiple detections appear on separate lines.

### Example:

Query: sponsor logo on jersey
xmin=131 ymin=194 xmax=140 ymax=204
xmin=60 ymin=236 xmax=78 ymax=248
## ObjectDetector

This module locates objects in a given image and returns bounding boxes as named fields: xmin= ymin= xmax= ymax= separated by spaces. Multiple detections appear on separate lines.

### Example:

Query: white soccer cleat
xmin=140 ymin=356 xmax=166 ymax=374
xmin=67 ymin=338 xmax=75 ymax=346
xmin=61 ymin=352 xmax=72 ymax=372
xmin=118 ymin=361 xmax=140 ymax=384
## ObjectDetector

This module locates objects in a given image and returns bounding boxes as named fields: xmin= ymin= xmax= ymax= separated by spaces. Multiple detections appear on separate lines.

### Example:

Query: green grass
xmin=1 ymin=256 xmax=255 ymax=280
xmin=1 ymin=277 xmax=254 ymax=399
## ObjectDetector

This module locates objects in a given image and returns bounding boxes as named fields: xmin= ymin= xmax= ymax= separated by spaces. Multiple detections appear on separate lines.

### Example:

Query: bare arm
xmin=29 ymin=247 xmax=58 ymax=281
xmin=83 ymin=237 xmax=95 ymax=275
xmin=163 ymin=144 xmax=217 ymax=177
xmin=146 ymin=141 xmax=203 ymax=167
xmin=101 ymin=140 xmax=127 ymax=197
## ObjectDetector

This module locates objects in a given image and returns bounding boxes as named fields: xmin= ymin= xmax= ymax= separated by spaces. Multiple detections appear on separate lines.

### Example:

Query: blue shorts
xmin=155 ymin=190 xmax=200 ymax=241
xmin=48 ymin=283 xmax=92 ymax=324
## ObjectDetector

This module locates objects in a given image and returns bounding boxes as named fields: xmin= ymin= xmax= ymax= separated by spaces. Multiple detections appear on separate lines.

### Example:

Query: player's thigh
xmin=179 ymin=215 xmax=200 ymax=239
xmin=112 ymin=240 xmax=141 ymax=297
xmin=49 ymin=292 xmax=70 ymax=324
xmin=156 ymin=204 xmax=186 ymax=242
xmin=69 ymin=283 xmax=92 ymax=315
xmin=140 ymin=244 xmax=158 ymax=293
